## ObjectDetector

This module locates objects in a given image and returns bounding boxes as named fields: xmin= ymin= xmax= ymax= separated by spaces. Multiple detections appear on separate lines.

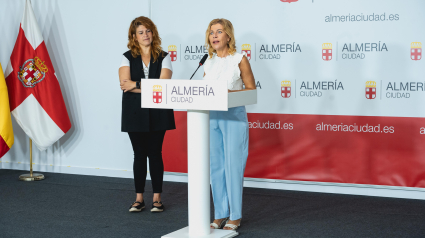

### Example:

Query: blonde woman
xmin=203 ymin=18 xmax=256 ymax=230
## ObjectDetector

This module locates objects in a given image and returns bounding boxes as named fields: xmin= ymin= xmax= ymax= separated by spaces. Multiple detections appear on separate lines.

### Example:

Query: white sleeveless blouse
xmin=203 ymin=52 xmax=246 ymax=90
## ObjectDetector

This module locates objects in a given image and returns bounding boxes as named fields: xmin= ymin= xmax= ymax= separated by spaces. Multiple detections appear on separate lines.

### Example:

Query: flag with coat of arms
xmin=5 ymin=0 xmax=71 ymax=151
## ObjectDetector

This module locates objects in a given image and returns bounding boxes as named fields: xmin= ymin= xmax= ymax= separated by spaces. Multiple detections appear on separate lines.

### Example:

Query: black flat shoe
xmin=151 ymin=201 xmax=164 ymax=213
xmin=129 ymin=201 xmax=145 ymax=212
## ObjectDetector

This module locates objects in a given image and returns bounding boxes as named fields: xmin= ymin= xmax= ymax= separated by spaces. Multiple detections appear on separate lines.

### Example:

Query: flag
xmin=5 ymin=0 xmax=71 ymax=151
xmin=0 ymin=63 xmax=14 ymax=158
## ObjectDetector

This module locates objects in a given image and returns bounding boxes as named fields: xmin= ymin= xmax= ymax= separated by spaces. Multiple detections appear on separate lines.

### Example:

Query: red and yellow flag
xmin=0 ymin=63 xmax=14 ymax=158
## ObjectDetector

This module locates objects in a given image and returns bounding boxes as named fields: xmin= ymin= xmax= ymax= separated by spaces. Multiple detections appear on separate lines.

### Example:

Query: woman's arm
xmin=159 ymin=68 xmax=172 ymax=79
xmin=119 ymin=65 xmax=172 ymax=94
xmin=119 ymin=66 xmax=140 ymax=93
xmin=160 ymin=53 xmax=173 ymax=79
xmin=230 ymin=55 xmax=256 ymax=92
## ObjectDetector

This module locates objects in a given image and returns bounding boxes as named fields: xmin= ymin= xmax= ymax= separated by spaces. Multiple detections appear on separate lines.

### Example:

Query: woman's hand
xmin=120 ymin=80 xmax=136 ymax=92
xmin=119 ymin=66 xmax=138 ymax=93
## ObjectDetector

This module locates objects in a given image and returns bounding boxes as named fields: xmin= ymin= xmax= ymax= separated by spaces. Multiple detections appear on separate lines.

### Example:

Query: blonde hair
xmin=204 ymin=18 xmax=236 ymax=58
xmin=127 ymin=16 xmax=164 ymax=62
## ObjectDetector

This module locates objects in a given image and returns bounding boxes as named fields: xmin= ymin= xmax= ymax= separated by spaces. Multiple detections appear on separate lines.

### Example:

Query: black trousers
xmin=128 ymin=131 xmax=166 ymax=194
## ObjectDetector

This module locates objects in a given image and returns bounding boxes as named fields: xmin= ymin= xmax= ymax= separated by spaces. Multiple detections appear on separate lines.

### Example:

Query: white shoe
xmin=210 ymin=217 xmax=229 ymax=229
xmin=223 ymin=221 xmax=241 ymax=230
xmin=128 ymin=201 xmax=145 ymax=212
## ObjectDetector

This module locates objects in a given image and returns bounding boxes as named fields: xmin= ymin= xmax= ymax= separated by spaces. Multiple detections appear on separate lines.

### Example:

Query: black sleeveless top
xmin=121 ymin=50 xmax=176 ymax=132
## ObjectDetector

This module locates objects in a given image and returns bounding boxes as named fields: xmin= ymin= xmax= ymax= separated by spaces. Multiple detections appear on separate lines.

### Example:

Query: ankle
xmin=153 ymin=194 xmax=161 ymax=202
xmin=136 ymin=193 xmax=143 ymax=202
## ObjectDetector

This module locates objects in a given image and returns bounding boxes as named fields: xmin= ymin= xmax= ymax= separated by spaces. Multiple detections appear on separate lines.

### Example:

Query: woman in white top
xmin=203 ymin=18 xmax=256 ymax=230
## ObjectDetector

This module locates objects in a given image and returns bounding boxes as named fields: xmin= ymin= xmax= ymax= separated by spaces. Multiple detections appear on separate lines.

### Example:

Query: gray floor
xmin=1 ymin=169 xmax=425 ymax=238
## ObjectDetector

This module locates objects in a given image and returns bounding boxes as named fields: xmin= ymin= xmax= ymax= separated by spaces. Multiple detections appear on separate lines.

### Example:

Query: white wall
xmin=0 ymin=0 xmax=150 ymax=176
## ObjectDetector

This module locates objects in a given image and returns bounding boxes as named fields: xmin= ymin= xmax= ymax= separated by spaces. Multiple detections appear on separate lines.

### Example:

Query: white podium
xmin=141 ymin=79 xmax=257 ymax=238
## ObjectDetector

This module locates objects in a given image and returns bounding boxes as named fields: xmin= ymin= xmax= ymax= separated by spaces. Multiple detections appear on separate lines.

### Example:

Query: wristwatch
xmin=136 ymin=81 xmax=140 ymax=89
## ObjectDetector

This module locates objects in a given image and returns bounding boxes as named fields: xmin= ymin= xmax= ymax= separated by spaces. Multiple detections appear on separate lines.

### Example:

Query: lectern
xmin=141 ymin=79 xmax=257 ymax=238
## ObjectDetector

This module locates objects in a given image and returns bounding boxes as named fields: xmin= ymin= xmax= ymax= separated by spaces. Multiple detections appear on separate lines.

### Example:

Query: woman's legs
xmin=220 ymin=107 xmax=249 ymax=221
xmin=210 ymin=111 xmax=230 ymax=220
xmin=210 ymin=107 xmax=249 ymax=223
xmin=128 ymin=131 xmax=166 ymax=205
xmin=128 ymin=132 xmax=149 ymax=203
xmin=146 ymin=130 xmax=166 ymax=204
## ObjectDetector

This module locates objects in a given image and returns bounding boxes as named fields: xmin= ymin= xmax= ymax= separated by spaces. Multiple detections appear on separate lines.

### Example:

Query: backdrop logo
xmin=184 ymin=45 xmax=208 ymax=60
xmin=365 ymin=81 xmax=377 ymax=99
xmin=411 ymin=42 xmax=422 ymax=61
xmin=322 ymin=43 xmax=332 ymax=61
xmin=168 ymin=45 xmax=177 ymax=62
xmin=18 ymin=56 xmax=48 ymax=88
xmin=281 ymin=80 xmax=291 ymax=98
xmin=341 ymin=42 xmax=387 ymax=60
xmin=242 ymin=44 xmax=251 ymax=60
xmin=259 ymin=43 xmax=301 ymax=60
xmin=280 ymin=0 xmax=298 ymax=3
xmin=153 ymin=85 xmax=163 ymax=104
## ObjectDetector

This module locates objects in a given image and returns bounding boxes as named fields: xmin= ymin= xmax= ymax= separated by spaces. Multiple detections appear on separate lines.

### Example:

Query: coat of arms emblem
xmin=281 ymin=80 xmax=291 ymax=98
xmin=18 ymin=57 xmax=48 ymax=88
xmin=411 ymin=42 xmax=422 ymax=61
xmin=241 ymin=44 xmax=251 ymax=60
xmin=153 ymin=85 xmax=162 ymax=104
xmin=168 ymin=45 xmax=177 ymax=62
xmin=322 ymin=43 xmax=332 ymax=61
xmin=365 ymin=81 xmax=376 ymax=99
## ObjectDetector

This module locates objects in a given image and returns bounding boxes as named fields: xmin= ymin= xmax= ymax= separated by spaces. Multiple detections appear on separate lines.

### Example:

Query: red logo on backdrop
xmin=280 ymin=0 xmax=298 ymax=3
xmin=18 ymin=56 xmax=48 ymax=88
xmin=365 ymin=81 xmax=376 ymax=99
xmin=168 ymin=45 xmax=177 ymax=62
xmin=322 ymin=43 xmax=332 ymax=61
xmin=153 ymin=85 xmax=162 ymax=104
xmin=411 ymin=42 xmax=422 ymax=61
xmin=241 ymin=44 xmax=251 ymax=60
xmin=281 ymin=80 xmax=291 ymax=98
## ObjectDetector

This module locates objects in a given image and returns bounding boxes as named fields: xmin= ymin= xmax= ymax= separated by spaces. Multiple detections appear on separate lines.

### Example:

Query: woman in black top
xmin=119 ymin=16 xmax=175 ymax=213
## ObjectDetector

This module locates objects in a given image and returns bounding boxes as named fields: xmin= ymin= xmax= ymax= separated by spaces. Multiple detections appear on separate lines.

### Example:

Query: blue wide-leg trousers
xmin=210 ymin=106 xmax=249 ymax=221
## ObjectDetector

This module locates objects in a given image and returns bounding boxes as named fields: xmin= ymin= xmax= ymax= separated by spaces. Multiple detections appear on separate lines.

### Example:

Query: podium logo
xmin=322 ymin=43 xmax=332 ymax=61
xmin=281 ymin=80 xmax=291 ymax=98
xmin=241 ymin=44 xmax=252 ymax=60
xmin=168 ymin=45 xmax=177 ymax=62
xmin=411 ymin=42 xmax=422 ymax=61
xmin=153 ymin=85 xmax=163 ymax=104
xmin=280 ymin=0 xmax=298 ymax=3
xmin=18 ymin=57 xmax=48 ymax=88
xmin=365 ymin=81 xmax=377 ymax=99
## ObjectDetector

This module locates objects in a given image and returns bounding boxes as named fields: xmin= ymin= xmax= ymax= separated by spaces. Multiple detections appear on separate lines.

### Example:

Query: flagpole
xmin=19 ymin=138 xmax=45 ymax=181
xmin=30 ymin=138 xmax=33 ymax=176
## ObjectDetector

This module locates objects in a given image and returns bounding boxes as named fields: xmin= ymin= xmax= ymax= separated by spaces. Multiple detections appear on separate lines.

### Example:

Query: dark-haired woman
xmin=119 ymin=16 xmax=175 ymax=213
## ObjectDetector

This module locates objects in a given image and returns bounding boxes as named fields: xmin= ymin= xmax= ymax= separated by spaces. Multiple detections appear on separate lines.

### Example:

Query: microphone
xmin=190 ymin=54 xmax=208 ymax=80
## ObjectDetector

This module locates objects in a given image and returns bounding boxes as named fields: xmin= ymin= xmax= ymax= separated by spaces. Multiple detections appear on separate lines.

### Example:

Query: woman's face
xmin=134 ymin=25 xmax=153 ymax=47
xmin=209 ymin=24 xmax=230 ymax=52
